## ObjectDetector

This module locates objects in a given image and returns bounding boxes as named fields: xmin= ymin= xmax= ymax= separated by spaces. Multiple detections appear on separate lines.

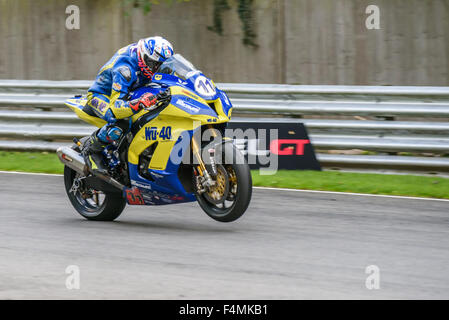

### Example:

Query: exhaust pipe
xmin=56 ymin=146 xmax=125 ymax=191
xmin=57 ymin=146 xmax=88 ymax=175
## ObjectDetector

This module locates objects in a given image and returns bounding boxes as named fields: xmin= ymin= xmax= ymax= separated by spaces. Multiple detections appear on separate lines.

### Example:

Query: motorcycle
xmin=57 ymin=54 xmax=252 ymax=222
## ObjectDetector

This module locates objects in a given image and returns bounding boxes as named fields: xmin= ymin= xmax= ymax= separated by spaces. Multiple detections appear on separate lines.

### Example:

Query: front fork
xmin=191 ymin=125 xmax=219 ymax=192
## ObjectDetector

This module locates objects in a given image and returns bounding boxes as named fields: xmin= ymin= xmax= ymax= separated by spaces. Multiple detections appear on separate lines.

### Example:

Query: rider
xmin=84 ymin=36 xmax=174 ymax=173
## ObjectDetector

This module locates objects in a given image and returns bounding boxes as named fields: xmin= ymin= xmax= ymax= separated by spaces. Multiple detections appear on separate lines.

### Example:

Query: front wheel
xmin=195 ymin=143 xmax=252 ymax=222
xmin=64 ymin=166 xmax=126 ymax=221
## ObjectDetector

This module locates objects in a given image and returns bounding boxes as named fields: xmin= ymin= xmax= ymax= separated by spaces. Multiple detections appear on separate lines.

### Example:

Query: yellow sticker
xmin=154 ymin=74 xmax=162 ymax=81
xmin=112 ymin=83 xmax=122 ymax=91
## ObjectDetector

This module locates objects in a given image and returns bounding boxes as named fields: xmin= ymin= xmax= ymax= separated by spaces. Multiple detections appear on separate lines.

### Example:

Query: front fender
xmin=202 ymin=138 xmax=246 ymax=166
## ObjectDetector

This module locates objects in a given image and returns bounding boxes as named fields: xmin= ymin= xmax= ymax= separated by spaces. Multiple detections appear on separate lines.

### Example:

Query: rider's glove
xmin=129 ymin=93 xmax=157 ymax=112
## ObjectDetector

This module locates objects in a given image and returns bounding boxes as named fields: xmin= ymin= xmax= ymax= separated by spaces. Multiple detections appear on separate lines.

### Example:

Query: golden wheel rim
xmin=206 ymin=168 xmax=227 ymax=201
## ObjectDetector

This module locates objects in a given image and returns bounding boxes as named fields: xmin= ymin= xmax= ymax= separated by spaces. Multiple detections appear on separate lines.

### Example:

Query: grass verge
xmin=0 ymin=151 xmax=448 ymax=199
xmin=251 ymin=170 xmax=449 ymax=199
xmin=0 ymin=151 xmax=64 ymax=174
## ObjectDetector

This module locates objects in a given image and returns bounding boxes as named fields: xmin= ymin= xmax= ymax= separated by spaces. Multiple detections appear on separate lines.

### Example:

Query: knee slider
xmin=106 ymin=126 xmax=123 ymax=141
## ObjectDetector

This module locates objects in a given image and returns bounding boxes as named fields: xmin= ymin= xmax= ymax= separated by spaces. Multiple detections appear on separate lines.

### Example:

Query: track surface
xmin=0 ymin=172 xmax=448 ymax=299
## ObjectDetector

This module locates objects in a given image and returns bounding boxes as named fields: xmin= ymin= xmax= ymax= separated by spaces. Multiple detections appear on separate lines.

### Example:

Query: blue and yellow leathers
xmin=87 ymin=43 xmax=151 ymax=143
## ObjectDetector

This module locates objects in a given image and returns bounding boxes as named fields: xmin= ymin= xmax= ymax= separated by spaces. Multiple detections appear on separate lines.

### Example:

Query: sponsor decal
xmin=154 ymin=74 xmax=163 ymax=81
xmin=98 ymin=101 xmax=108 ymax=113
xmin=270 ymin=139 xmax=310 ymax=156
xmin=181 ymin=90 xmax=199 ymax=100
xmin=112 ymin=83 xmax=122 ymax=91
xmin=128 ymin=185 xmax=184 ymax=205
xmin=114 ymin=100 xmax=126 ymax=109
xmin=131 ymin=179 xmax=152 ymax=190
xmin=226 ymin=122 xmax=321 ymax=171
xmin=145 ymin=126 xmax=172 ymax=140
xmin=162 ymin=44 xmax=172 ymax=58
xmin=150 ymin=172 xmax=164 ymax=179
xmin=221 ymin=91 xmax=231 ymax=106
xmin=176 ymin=99 xmax=200 ymax=113
xmin=125 ymin=187 xmax=145 ymax=205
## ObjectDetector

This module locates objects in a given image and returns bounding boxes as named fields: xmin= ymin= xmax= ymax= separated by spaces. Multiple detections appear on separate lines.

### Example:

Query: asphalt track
xmin=0 ymin=171 xmax=448 ymax=299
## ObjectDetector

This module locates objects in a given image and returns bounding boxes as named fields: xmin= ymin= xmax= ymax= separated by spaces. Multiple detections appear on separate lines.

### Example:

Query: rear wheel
xmin=195 ymin=143 xmax=252 ymax=222
xmin=64 ymin=165 xmax=126 ymax=221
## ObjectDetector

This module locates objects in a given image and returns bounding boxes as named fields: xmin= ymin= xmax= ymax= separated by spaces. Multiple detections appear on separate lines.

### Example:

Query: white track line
xmin=1 ymin=170 xmax=448 ymax=202
xmin=253 ymin=186 xmax=449 ymax=202
xmin=0 ymin=170 xmax=62 ymax=177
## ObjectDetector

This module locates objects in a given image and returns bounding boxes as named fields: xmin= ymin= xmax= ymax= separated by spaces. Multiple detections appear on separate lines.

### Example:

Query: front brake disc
xmin=203 ymin=164 xmax=229 ymax=205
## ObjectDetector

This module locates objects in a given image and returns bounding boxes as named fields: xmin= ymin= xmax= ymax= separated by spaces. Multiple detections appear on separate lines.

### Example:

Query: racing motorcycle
xmin=57 ymin=54 xmax=252 ymax=222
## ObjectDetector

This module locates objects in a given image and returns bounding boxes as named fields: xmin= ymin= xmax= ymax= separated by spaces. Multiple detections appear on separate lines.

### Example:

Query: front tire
xmin=64 ymin=166 xmax=126 ymax=221
xmin=196 ymin=143 xmax=252 ymax=222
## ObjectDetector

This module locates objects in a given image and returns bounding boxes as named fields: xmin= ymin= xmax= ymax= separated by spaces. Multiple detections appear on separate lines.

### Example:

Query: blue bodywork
xmin=67 ymin=64 xmax=232 ymax=206
xmin=123 ymin=71 xmax=232 ymax=206
xmin=126 ymin=129 xmax=197 ymax=206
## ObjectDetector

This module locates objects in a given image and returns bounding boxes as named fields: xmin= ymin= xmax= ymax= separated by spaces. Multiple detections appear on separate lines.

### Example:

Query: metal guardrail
xmin=2 ymin=80 xmax=449 ymax=97
xmin=2 ymin=122 xmax=449 ymax=153
xmin=1 ymin=110 xmax=448 ymax=135
xmin=0 ymin=80 xmax=448 ymax=172
xmin=2 ymin=94 xmax=449 ymax=117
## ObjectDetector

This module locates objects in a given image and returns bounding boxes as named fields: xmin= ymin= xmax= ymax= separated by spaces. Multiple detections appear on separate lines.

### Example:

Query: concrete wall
xmin=284 ymin=0 xmax=449 ymax=85
xmin=0 ymin=0 xmax=448 ymax=85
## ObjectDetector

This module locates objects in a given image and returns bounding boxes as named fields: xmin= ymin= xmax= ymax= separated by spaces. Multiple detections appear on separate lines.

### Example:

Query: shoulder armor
xmin=117 ymin=65 xmax=132 ymax=82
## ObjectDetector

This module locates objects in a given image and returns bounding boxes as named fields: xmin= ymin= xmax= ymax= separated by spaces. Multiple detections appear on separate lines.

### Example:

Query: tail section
xmin=65 ymin=96 xmax=107 ymax=128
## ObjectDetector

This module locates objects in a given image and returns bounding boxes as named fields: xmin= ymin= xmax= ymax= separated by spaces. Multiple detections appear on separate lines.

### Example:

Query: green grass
xmin=0 ymin=151 xmax=448 ymax=199
xmin=252 ymin=170 xmax=449 ymax=199
xmin=0 ymin=151 xmax=64 ymax=174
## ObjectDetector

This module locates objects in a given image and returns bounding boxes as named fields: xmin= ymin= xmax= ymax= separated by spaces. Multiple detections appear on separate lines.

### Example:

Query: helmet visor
xmin=143 ymin=54 xmax=163 ymax=73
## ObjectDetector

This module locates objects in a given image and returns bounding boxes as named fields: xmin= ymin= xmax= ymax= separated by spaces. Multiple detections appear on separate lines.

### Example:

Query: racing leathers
xmin=84 ymin=43 xmax=156 ymax=172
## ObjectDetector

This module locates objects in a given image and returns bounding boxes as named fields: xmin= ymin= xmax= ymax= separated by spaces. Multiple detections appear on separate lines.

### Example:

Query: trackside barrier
xmin=0 ymin=80 xmax=448 ymax=172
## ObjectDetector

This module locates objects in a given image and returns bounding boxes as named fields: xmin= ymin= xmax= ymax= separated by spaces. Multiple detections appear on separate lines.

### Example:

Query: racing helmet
xmin=137 ymin=36 xmax=174 ymax=79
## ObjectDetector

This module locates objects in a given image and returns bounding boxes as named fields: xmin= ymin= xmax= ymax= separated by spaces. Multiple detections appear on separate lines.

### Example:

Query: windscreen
xmin=158 ymin=54 xmax=199 ymax=80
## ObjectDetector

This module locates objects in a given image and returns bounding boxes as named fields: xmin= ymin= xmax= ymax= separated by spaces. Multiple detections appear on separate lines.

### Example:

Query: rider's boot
xmin=83 ymin=133 xmax=109 ymax=175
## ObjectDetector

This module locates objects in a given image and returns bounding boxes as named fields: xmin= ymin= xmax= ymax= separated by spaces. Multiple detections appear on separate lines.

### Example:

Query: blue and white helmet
xmin=137 ymin=36 xmax=174 ymax=78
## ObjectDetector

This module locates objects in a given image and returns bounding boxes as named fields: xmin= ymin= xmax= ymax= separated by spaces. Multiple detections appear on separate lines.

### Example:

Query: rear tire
xmin=64 ymin=165 xmax=126 ymax=221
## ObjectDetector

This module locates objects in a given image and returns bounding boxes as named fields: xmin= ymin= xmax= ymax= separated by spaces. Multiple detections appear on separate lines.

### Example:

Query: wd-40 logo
xmin=145 ymin=126 xmax=172 ymax=140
